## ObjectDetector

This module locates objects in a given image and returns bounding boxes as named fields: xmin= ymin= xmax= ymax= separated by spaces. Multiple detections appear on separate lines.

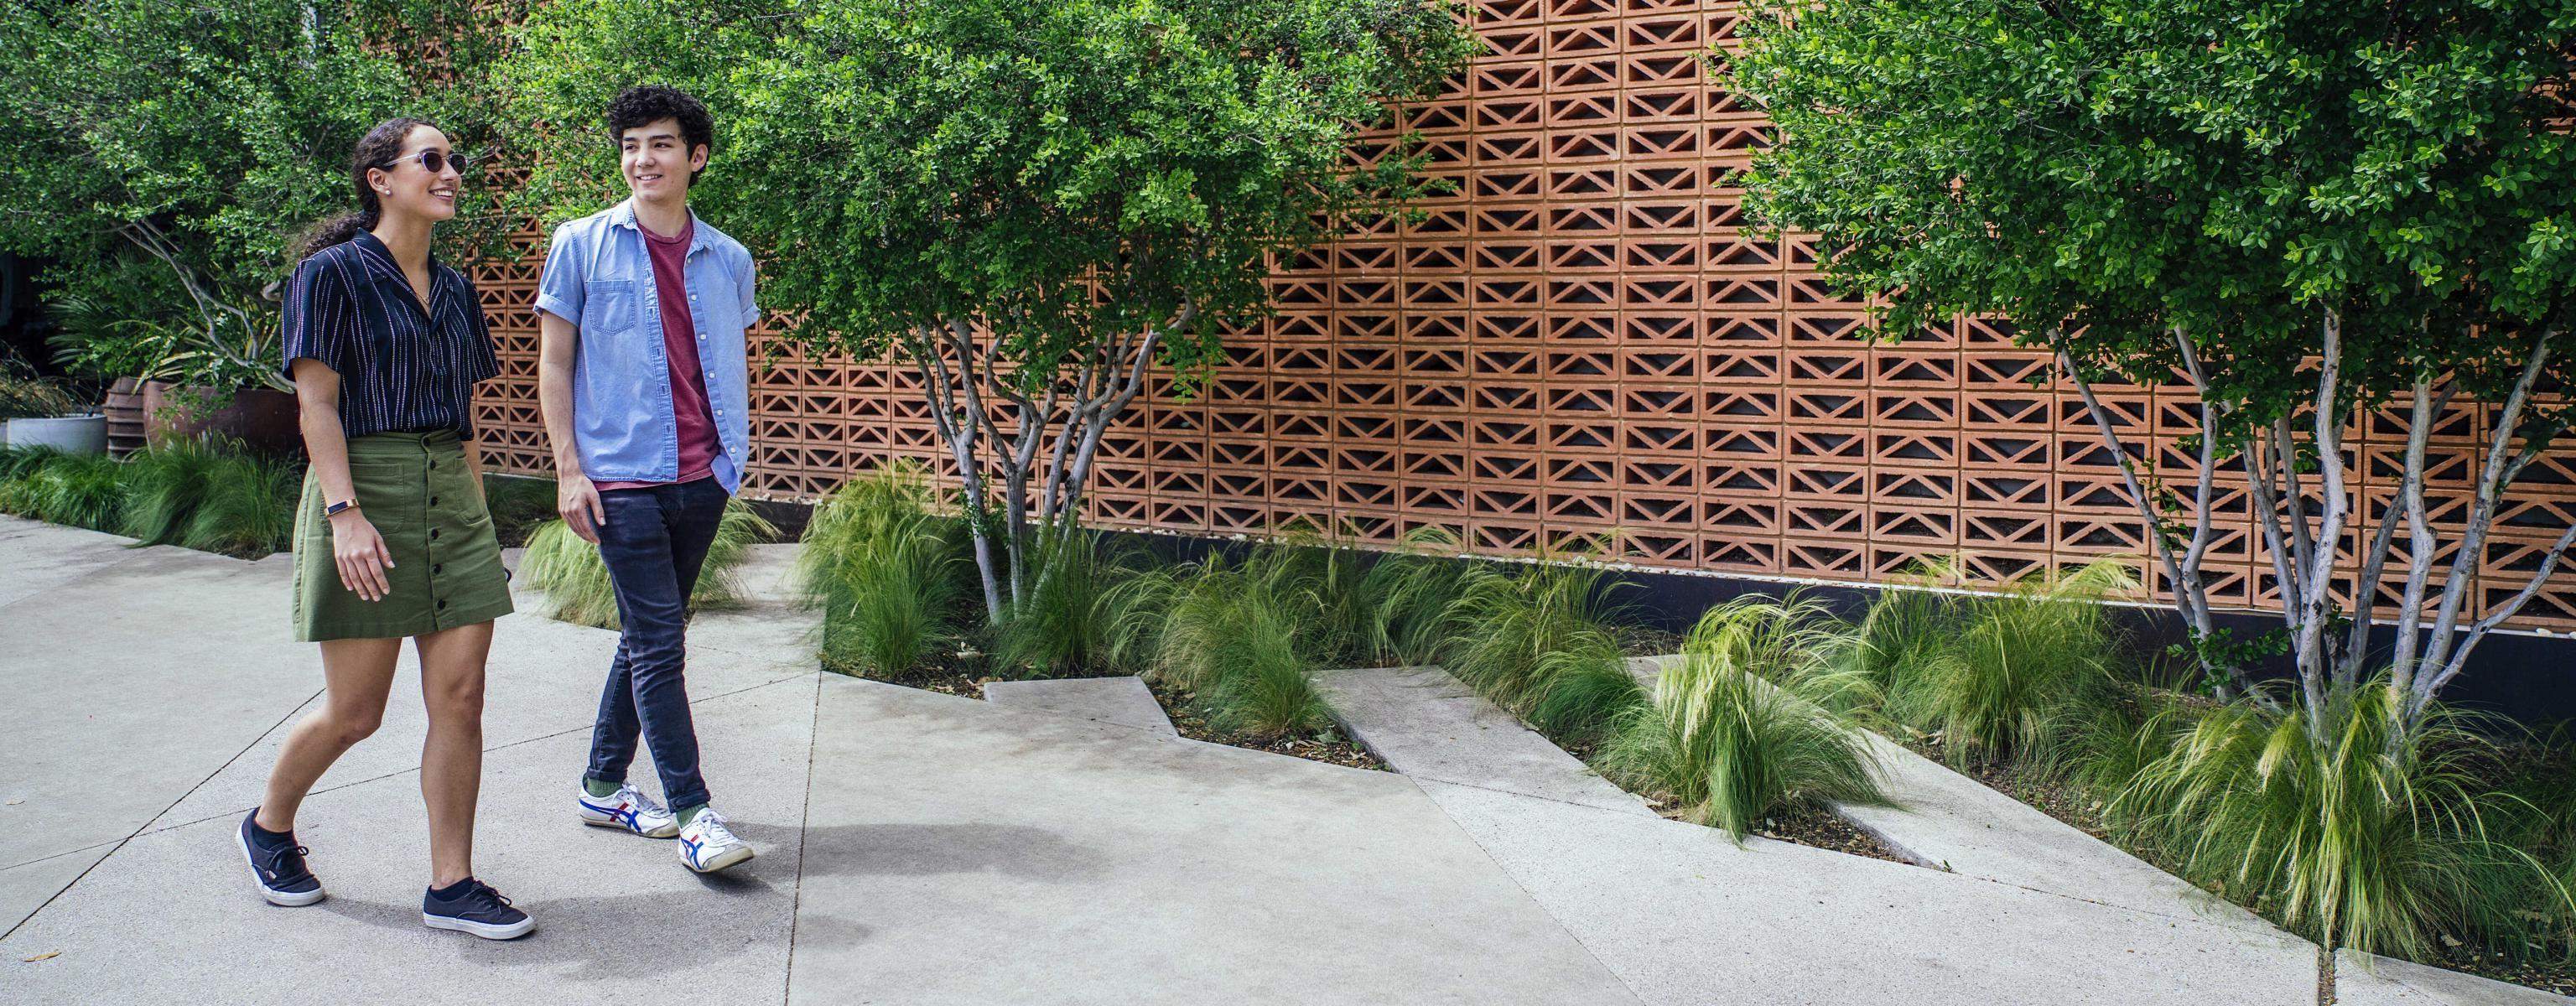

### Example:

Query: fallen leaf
xmin=23 ymin=952 xmax=58 ymax=962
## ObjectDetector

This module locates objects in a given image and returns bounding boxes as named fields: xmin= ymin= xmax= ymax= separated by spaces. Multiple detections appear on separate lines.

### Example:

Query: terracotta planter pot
xmin=141 ymin=381 xmax=300 ymax=455
xmin=102 ymin=376 xmax=145 ymax=458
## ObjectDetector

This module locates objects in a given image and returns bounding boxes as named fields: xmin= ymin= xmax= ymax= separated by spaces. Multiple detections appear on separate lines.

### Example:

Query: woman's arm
xmin=293 ymin=358 xmax=395 ymax=602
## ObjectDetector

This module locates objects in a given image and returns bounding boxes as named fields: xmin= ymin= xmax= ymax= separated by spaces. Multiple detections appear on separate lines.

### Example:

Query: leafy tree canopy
xmin=1730 ymin=0 xmax=2576 ymax=423
xmin=507 ymin=0 xmax=1475 ymax=618
xmin=0 ymin=0 xmax=507 ymax=387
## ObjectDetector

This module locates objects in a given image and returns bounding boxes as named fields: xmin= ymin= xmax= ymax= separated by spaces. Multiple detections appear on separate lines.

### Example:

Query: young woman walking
xmin=237 ymin=117 xmax=532 ymax=940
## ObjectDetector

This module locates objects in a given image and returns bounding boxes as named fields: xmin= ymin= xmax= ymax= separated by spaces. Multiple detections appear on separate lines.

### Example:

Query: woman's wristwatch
xmin=325 ymin=499 xmax=360 ymax=517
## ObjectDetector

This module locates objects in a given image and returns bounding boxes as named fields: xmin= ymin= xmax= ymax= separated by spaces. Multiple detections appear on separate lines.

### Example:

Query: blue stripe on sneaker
xmin=579 ymin=799 xmax=639 ymax=827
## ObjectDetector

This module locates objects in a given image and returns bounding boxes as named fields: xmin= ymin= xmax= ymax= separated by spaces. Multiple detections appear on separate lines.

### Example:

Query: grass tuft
xmin=800 ymin=464 xmax=965 ymax=677
xmin=1884 ymin=560 xmax=2131 ymax=775
xmin=1443 ymin=554 xmax=1631 ymax=720
xmin=181 ymin=450 xmax=296 ymax=557
xmin=1600 ymin=594 xmax=1884 ymax=839
xmin=523 ymin=496 xmax=775 ymax=630
xmin=2102 ymin=682 xmax=2571 ymax=960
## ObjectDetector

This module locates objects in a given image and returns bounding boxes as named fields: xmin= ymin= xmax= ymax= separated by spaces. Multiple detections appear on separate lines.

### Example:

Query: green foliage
xmin=8 ymin=454 xmax=127 ymax=532
xmin=117 ymin=437 xmax=297 ymax=557
xmin=1600 ymin=595 xmax=1885 ymax=839
xmin=1346 ymin=529 xmax=1478 ymax=669
xmin=0 ymin=0 xmax=509 ymax=392
xmin=525 ymin=498 xmax=775 ymax=630
xmin=1731 ymin=0 xmax=2576 ymax=420
xmin=799 ymin=465 xmax=965 ymax=677
xmin=508 ymin=0 xmax=1472 ymax=382
xmin=506 ymin=0 xmax=1478 ymax=617
xmin=1886 ymin=562 xmax=2132 ymax=774
xmin=181 ymin=452 xmax=297 ymax=558
xmin=521 ymin=519 xmax=621 ymax=629
xmin=40 ymin=255 xmax=193 ymax=384
xmin=0 ymin=444 xmax=65 ymax=485
xmin=994 ymin=530 xmax=1142 ymax=679
xmin=1444 ymin=557 xmax=1630 ymax=720
xmin=1112 ymin=546 xmax=1354 ymax=739
xmin=119 ymin=438 xmax=227 ymax=547
xmin=1525 ymin=656 xmax=1647 ymax=752
xmin=1810 ymin=563 xmax=1967 ymax=718
xmin=2102 ymin=683 xmax=2570 ymax=960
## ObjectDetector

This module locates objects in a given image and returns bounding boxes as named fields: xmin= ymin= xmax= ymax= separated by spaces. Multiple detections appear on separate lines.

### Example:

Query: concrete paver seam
xmin=0 ymin=683 xmax=323 ymax=942
xmin=1398 ymin=775 xmax=1654 ymax=1006
xmin=782 ymin=673 xmax=822 ymax=1006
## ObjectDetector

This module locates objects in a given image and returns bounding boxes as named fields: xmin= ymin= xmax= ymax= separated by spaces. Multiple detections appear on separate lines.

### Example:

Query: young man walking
xmin=535 ymin=85 xmax=759 ymax=874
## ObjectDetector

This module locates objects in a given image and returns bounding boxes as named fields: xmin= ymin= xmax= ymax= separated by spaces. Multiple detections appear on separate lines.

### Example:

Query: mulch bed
xmin=1628 ymin=794 xmax=1908 ymax=863
xmin=823 ymin=650 xmax=999 ymax=699
xmin=1143 ymin=677 xmax=1387 ymax=771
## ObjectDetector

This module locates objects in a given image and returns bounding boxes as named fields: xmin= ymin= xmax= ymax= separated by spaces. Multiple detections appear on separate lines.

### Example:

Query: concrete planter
xmin=6 ymin=413 xmax=109 ymax=454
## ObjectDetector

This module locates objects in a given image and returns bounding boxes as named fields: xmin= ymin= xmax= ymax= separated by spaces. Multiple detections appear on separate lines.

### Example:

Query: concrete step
xmin=2335 ymin=949 xmax=2573 ymax=1005
xmin=1626 ymin=653 xmax=2279 ymax=933
xmin=982 ymin=676 xmax=1178 ymax=736
xmin=1311 ymin=665 xmax=1654 ymax=816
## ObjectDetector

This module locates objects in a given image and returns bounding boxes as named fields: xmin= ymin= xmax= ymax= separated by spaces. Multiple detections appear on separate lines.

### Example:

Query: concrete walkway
xmin=3 ymin=516 xmax=2532 ymax=1004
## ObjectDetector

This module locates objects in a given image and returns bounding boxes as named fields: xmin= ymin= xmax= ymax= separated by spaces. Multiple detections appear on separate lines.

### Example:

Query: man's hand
xmin=558 ymin=474 xmax=608 ymax=543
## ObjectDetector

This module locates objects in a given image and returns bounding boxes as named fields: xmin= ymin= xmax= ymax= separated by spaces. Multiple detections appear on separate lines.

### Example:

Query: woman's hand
xmin=329 ymin=508 xmax=396 ymax=601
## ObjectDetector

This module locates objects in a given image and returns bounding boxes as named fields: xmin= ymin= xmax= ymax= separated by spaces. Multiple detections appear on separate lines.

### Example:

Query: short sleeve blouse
xmin=280 ymin=231 xmax=501 ymax=438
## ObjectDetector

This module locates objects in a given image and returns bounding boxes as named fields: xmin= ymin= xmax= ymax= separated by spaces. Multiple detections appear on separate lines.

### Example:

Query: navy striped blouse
xmin=279 ymin=231 xmax=501 ymax=439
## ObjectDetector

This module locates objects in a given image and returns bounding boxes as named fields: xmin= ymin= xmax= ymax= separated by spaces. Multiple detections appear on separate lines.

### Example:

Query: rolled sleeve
xmin=535 ymin=221 xmax=585 ymax=324
xmin=279 ymin=257 xmax=350 ymax=381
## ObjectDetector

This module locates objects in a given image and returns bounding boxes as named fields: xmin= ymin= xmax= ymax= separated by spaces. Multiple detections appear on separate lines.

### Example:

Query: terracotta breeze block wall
xmin=466 ymin=0 xmax=2576 ymax=631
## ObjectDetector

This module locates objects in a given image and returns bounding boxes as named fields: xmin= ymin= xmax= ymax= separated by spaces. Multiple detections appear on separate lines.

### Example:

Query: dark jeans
xmin=584 ymin=477 xmax=728 ymax=810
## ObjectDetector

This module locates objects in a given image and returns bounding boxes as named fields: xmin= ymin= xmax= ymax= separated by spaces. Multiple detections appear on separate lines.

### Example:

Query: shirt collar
xmin=609 ymin=198 xmax=713 ymax=257
xmin=349 ymin=231 xmax=452 ymax=301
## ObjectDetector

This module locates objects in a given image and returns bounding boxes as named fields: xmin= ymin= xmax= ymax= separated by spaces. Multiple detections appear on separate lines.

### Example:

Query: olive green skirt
xmin=291 ymin=430 xmax=515 ymax=641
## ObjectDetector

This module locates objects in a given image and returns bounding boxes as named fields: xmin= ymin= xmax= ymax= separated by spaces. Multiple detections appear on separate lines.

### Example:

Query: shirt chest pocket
xmin=582 ymin=278 xmax=639 ymax=334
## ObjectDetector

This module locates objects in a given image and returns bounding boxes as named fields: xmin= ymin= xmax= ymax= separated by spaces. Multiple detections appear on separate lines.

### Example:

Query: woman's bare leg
xmin=254 ymin=638 xmax=402 ymax=832
xmin=415 ymin=620 xmax=494 ymax=889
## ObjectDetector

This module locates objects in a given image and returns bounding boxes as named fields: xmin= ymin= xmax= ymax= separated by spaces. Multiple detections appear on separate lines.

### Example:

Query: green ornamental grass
xmin=1443 ymin=556 xmax=1631 ymax=720
xmin=1601 ymin=595 xmax=1885 ymax=839
xmin=118 ymin=437 xmax=226 ymax=546
xmin=16 ymin=452 xmax=127 ymax=532
xmin=181 ymin=450 xmax=297 ymax=557
xmin=1122 ymin=547 xmax=1332 ymax=739
xmin=798 ymin=465 xmax=965 ymax=677
xmin=1885 ymin=560 xmax=2130 ymax=774
xmin=992 ymin=528 xmax=1139 ymax=679
xmin=2103 ymin=682 xmax=2572 ymax=960
xmin=523 ymin=497 xmax=776 ymax=630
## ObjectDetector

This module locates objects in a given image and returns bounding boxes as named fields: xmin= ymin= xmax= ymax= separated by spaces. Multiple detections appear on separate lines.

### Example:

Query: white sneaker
xmin=677 ymin=808 xmax=754 ymax=873
xmin=576 ymin=782 xmax=679 ymax=839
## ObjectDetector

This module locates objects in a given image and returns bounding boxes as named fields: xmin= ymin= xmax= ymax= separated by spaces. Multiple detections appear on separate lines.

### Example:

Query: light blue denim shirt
xmin=534 ymin=200 xmax=759 ymax=493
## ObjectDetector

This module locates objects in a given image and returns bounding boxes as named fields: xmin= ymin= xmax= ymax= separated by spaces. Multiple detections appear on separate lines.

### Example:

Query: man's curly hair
xmin=605 ymin=85 xmax=714 ymax=185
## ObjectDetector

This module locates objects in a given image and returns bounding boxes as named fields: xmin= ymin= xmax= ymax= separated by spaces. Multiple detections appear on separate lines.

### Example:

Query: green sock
xmin=583 ymin=778 xmax=620 ymax=798
xmin=676 ymin=803 xmax=709 ymax=828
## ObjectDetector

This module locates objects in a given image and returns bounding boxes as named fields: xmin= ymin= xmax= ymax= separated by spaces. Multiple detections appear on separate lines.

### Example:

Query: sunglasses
xmin=378 ymin=148 xmax=480 ymax=175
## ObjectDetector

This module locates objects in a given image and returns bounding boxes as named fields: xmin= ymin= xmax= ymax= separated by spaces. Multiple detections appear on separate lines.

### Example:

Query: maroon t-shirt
xmin=595 ymin=216 xmax=721 ymax=490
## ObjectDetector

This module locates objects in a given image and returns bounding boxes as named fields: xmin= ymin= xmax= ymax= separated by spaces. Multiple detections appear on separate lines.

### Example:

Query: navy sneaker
xmin=237 ymin=810 xmax=325 ymax=906
xmin=422 ymin=878 xmax=535 ymax=940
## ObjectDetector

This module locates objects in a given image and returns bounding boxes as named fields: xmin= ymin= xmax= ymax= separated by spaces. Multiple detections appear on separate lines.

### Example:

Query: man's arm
xmin=538 ymin=309 xmax=607 ymax=542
